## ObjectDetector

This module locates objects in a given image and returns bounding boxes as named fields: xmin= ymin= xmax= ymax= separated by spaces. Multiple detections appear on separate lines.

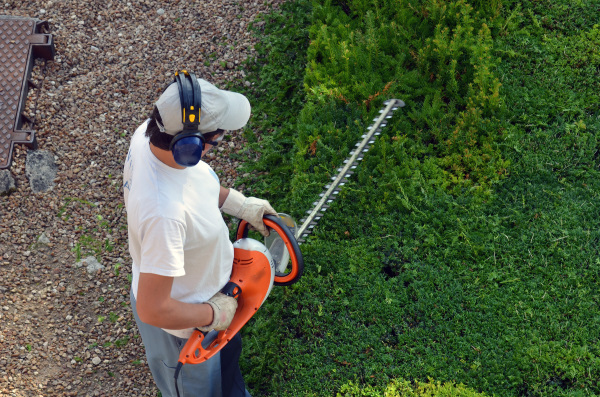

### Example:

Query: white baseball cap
xmin=155 ymin=77 xmax=251 ymax=135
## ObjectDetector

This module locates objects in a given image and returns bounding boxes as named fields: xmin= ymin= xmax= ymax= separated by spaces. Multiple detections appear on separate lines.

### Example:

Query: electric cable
xmin=174 ymin=361 xmax=183 ymax=397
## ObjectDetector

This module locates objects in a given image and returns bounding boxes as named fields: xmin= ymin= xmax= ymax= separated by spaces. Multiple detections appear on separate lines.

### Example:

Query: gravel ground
xmin=1 ymin=1 xmax=282 ymax=395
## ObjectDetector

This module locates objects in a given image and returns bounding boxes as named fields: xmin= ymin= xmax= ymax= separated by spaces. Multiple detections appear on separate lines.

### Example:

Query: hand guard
xmin=198 ymin=292 xmax=238 ymax=332
xmin=221 ymin=189 xmax=277 ymax=236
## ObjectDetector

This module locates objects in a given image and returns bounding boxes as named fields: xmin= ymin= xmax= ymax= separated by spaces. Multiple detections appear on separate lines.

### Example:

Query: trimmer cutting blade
xmin=296 ymin=99 xmax=405 ymax=244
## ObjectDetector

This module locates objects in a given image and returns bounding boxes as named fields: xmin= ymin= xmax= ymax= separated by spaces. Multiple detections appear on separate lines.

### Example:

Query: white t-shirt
xmin=123 ymin=120 xmax=233 ymax=338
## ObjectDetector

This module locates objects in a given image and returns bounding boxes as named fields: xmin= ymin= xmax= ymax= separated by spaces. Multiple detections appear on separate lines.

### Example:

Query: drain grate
xmin=0 ymin=16 xmax=54 ymax=169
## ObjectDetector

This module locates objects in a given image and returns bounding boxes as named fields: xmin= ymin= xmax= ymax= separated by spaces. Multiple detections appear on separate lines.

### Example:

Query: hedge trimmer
xmin=174 ymin=99 xmax=404 ymax=393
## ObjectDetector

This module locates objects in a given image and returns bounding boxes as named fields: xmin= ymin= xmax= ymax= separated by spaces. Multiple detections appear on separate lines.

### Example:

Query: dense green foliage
xmin=338 ymin=378 xmax=488 ymax=396
xmin=237 ymin=0 xmax=600 ymax=396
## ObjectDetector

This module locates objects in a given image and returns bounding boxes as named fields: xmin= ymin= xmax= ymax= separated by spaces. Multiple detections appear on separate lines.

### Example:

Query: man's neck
xmin=149 ymin=143 xmax=186 ymax=170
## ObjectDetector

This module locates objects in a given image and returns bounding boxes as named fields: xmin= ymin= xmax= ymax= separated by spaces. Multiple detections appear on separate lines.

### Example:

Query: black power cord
xmin=174 ymin=362 xmax=184 ymax=397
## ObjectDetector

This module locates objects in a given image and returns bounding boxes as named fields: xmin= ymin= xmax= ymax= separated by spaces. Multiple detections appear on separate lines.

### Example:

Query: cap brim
xmin=214 ymin=90 xmax=251 ymax=132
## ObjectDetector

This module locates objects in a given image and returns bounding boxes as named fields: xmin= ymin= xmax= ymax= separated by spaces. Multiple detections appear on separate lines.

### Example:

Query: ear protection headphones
xmin=169 ymin=70 xmax=205 ymax=167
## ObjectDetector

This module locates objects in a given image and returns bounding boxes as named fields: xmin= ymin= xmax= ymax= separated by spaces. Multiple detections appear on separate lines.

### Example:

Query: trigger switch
xmin=221 ymin=281 xmax=242 ymax=298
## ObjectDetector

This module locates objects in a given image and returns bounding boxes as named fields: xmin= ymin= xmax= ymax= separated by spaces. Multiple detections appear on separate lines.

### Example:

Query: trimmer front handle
xmin=236 ymin=214 xmax=304 ymax=286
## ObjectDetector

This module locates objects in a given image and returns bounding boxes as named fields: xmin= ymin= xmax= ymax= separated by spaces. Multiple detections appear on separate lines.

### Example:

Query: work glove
xmin=198 ymin=292 xmax=238 ymax=332
xmin=220 ymin=188 xmax=277 ymax=237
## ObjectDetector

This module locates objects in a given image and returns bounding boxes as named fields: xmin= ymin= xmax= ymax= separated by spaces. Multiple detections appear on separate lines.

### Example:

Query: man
xmin=123 ymin=71 xmax=276 ymax=396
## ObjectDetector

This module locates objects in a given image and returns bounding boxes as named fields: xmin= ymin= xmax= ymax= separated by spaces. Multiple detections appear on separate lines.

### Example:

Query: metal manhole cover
xmin=0 ymin=16 xmax=54 ymax=169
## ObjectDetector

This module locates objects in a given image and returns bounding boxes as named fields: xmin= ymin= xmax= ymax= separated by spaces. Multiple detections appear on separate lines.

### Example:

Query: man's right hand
xmin=198 ymin=292 xmax=238 ymax=332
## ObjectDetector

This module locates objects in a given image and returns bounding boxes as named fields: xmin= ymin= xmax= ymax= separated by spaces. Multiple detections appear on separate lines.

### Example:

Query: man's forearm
xmin=137 ymin=296 xmax=214 ymax=330
xmin=136 ymin=272 xmax=214 ymax=330
xmin=218 ymin=186 xmax=230 ymax=208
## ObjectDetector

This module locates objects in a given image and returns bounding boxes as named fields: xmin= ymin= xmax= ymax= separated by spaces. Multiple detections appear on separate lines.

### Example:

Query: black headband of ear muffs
xmin=174 ymin=70 xmax=202 ymax=132
xmin=169 ymin=71 xmax=206 ymax=167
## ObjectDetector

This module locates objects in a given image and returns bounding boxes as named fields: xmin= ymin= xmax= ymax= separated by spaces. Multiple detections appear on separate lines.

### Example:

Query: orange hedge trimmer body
xmin=177 ymin=215 xmax=304 ymax=367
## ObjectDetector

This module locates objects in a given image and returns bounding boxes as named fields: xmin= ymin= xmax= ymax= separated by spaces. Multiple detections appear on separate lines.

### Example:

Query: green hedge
xmin=338 ymin=378 xmax=488 ymax=396
xmin=238 ymin=1 xmax=600 ymax=396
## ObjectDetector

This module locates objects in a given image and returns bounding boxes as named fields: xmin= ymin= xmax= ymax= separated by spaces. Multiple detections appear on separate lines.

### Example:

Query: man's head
xmin=145 ymin=75 xmax=251 ymax=164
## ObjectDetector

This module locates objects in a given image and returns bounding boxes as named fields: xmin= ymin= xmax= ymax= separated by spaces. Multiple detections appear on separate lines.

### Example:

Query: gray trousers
xmin=131 ymin=291 xmax=251 ymax=397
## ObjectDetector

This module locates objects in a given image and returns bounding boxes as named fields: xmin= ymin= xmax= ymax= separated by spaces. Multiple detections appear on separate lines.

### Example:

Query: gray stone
xmin=75 ymin=256 xmax=105 ymax=274
xmin=31 ymin=231 xmax=51 ymax=251
xmin=37 ymin=232 xmax=50 ymax=245
xmin=0 ymin=170 xmax=16 ymax=195
xmin=25 ymin=150 xmax=57 ymax=193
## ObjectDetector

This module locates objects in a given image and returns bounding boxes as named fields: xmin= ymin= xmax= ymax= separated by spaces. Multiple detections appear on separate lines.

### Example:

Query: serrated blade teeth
xmin=298 ymin=99 xmax=403 ymax=243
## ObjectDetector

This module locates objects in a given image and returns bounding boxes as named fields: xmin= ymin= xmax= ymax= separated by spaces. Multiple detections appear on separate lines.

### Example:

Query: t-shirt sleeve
xmin=138 ymin=216 xmax=186 ymax=277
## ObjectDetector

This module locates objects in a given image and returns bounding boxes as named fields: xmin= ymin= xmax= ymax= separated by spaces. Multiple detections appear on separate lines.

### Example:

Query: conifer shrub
xmin=300 ymin=0 xmax=508 ymax=197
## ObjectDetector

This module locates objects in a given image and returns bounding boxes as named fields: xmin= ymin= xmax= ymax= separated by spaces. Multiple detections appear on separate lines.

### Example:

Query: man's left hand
xmin=221 ymin=189 xmax=277 ymax=236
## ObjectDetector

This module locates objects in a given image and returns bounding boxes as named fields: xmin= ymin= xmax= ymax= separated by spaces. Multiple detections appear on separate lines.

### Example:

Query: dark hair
xmin=146 ymin=106 xmax=225 ymax=150
xmin=145 ymin=106 xmax=174 ymax=151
